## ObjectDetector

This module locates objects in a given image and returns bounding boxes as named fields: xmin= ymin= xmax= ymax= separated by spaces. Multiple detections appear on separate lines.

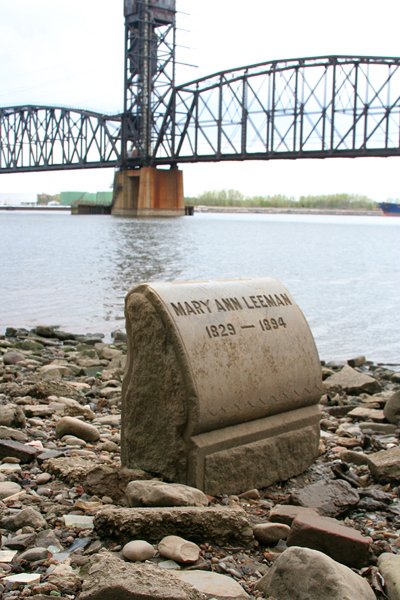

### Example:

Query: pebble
xmin=122 ymin=540 xmax=156 ymax=561
xmin=0 ymin=326 xmax=399 ymax=599
xmin=158 ymin=535 xmax=201 ymax=563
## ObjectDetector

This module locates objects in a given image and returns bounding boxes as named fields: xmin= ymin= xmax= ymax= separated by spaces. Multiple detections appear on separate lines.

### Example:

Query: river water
xmin=1 ymin=210 xmax=399 ymax=363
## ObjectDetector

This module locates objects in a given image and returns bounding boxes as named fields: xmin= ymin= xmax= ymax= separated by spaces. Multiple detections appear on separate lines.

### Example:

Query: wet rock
xmin=55 ymin=416 xmax=100 ymax=442
xmin=287 ymin=513 xmax=372 ymax=568
xmin=126 ymin=480 xmax=209 ymax=508
xmin=253 ymin=522 xmax=291 ymax=545
xmin=290 ymin=479 xmax=360 ymax=517
xmin=174 ymin=570 xmax=249 ymax=599
xmin=324 ymin=365 xmax=381 ymax=394
xmin=378 ymin=552 xmax=400 ymax=600
xmin=255 ymin=546 xmax=376 ymax=600
xmin=94 ymin=506 xmax=254 ymax=545
xmin=0 ymin=481 xmax=21 ymax=499
xmin=383 ymin=390 xmax=400 ymax=425
xmin=158 ymin=535 xmax=201 ymax=564
xmin=79 ymin=552 xmax=205 ymax=600
xmin=367 ymin=447 xmax=400 ymax=482
xmin=122 ymin=540 xmax=156 ymax=561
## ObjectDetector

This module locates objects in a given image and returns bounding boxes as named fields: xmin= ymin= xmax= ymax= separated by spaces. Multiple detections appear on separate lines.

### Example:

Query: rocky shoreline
xmin=193 ymin=206 xmax=381 ymax=216
xmin=0 ymin=326 xmax=399 ymax=599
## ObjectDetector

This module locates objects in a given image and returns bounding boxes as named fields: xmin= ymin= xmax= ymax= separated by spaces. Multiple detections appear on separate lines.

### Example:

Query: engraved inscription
xmin=205 ymin=323 xmax=236 ymax=338
xmin=170 ymin=293 xmax=292 ymax=317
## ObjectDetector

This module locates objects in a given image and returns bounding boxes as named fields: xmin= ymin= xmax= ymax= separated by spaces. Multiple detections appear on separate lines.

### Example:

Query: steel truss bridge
xmin=1 ymin=1 xmax=400 ymax=175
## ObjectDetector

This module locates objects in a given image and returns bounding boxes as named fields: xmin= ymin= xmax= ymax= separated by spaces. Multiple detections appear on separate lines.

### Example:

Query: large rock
xmin=290 ymin=479 xmax=360 ymax=517
xmin=287 ymin=513 xmax=372 ymax=568
xmin=79 ymin=552 xmax=205 ymax=600
xmin=173 ymin=570 xmax=249 ymax=599
xmin=255 ymin=546 xmax=376 ymax=599
xmin=324 ymin=365 xmax=381 ymax=395
xmin=126 ymin=480 xmax=209 ymax=508
xmin=367 ymin=447 xmax=400 ymax=482
xmin=378 ymin=553 xmax=400 ymax=600
xmin=383 ymin=390 xmax=400 ymax=425
xmin=94 ymin=506 xmax=253 ymax=545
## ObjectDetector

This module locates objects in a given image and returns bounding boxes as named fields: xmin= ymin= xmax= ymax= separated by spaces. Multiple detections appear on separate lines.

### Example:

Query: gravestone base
xmin=188 ymin=405 xmax=320 ymax=495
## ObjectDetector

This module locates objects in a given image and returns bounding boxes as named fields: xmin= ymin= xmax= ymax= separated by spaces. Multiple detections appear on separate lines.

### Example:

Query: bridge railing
xmin=154 ymin=55 xmax=400 ymax=163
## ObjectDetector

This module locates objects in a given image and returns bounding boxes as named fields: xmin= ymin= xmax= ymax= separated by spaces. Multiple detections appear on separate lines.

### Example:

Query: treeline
xmin=185 ymin=189 xmax=378 ymax=210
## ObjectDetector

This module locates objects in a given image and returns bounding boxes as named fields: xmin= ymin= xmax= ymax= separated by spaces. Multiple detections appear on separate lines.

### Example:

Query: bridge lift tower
xmin=112 ymin=0 xmax=184 ymax=216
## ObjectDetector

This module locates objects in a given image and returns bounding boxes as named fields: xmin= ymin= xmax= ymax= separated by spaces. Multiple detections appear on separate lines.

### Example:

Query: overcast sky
xmin=1 ymin=0 xmax=400 ymax=200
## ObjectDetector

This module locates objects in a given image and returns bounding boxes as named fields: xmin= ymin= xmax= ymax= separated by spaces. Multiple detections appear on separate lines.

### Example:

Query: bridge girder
xmin=2 ymin=55 xmax=400 ymax=173
xmin=153 ymin=55 xmax=400 ymax=164
xmin=0 ymin=105 xmax=121 ymax=173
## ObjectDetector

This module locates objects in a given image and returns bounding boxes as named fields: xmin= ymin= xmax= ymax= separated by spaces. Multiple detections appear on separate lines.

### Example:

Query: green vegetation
xmin=185 ymin=190 xmax=378 ymax=210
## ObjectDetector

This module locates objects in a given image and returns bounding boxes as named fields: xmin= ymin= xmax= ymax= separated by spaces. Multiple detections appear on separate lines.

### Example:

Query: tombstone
xmin=121 ymin=278 xmax=323 ymax=495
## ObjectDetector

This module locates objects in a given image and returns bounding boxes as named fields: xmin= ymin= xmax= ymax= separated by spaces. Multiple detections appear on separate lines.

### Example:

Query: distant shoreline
xmin=193 ymin=205 xmax=382 ymax=216
xmin=0 ymin=205 xmax=70 ymax=212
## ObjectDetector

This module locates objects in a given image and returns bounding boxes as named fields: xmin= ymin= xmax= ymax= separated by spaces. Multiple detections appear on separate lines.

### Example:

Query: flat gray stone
xmin=367 ymin=447 xmax=400 ymax=482
xmin=256 ymin=546 xmax=376 ymax=599
xmin=290 ymin=479 xmax=360 ymax=517
xmin=173 ymin=570 xmax=249 ymax=599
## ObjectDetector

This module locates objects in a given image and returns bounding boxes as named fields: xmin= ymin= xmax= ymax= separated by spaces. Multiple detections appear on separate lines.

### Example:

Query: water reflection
xmin=1 ymin=211 xmax=399 ymax=362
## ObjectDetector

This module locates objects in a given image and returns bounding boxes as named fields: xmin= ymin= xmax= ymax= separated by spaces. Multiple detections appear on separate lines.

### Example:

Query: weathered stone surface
xmin=268 ymin=504 xmax=320 ymax=525
xmin=367 ymin=447 xmax=400 ymax=482
xmin=256 ymin=546 xmax=376 ymax=600
xmin=158 ymin=536 xmax=200 ymax=564
xmin=290 ymin=479 xmax=360 ymax=517
xmin=126 ymin=480 xmax=209 ymax=508
xmin=122 ymin=279 xmax=322 ymax=494
xmin=0 ymin=438 xmax=41 ymax=462
xmin=79 ymin=553 xmax=205 ymax=600
xmin=378 ymin=552 xmax=400 ymax=600
xmin=348 ymin=406 xmax=385 ymax=421
xmin=0 ymin=480 xmax=21 ymax=499
xmin=173 ymin=570 xmax=249 ymax=599
xmin=94 ymin=506 xmax=254 ymax=545
xmin=122 ymin=540 xmax=156 ymax=562
xmin=324 ymin=365 xmax=381 ymax=394
xmin=44 ymin=457 xmax=149 ymax=502
xmin=0 ymin=404 xmax=26 ymax=427
xmin=55 ymin=416 xmax=100 ymax=442
xmin=2 ymin=507 xmax=47 ymax=531
xmin=384 ymin=390 xmax=400 ymax=425
xmin=17 ymin=547 xmax=49 ymax=562
xmin=2 ymin=350 xmax=25 ymax=365
xmin=287 ymin=513 xmax=372 ymax=568
xmin=253 ymin=522 xmax=291 ymax=545
xmin=0 ymin=426 xmax=27 ymax=441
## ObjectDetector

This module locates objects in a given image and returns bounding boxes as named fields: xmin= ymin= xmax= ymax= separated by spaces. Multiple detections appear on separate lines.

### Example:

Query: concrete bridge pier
xmin=111 ymin=167 xmax=184 ymax=217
